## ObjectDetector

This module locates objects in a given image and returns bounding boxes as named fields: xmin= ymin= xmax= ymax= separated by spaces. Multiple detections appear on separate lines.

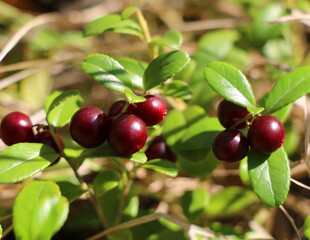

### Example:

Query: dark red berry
xmin=135 ymin=95 xmax=167 ymax=126
xmin=70 ymin=107 xmax=109 ymax=148
xmin=0 ymin=112 xmax=35 ymax=146
xmin=217 ymin=99 xmax=250 ymax=129
xmin=35 ymin=131 xmax=65 ymax=153
xmin=145 ymin=136 xmax=176 ymax=162
xmin=108 ymin=114 xmax=147 ymax=155
xmin=247 ymin=115 xmax=285 ymax=154
xmin=108 ymin=100 xmax=137 ymax=117
xmin=212 ymin=129 xmax=249 ymax=162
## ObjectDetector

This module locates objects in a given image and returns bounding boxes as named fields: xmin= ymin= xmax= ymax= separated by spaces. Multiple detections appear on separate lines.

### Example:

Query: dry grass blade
xmin=267 ymin=9 xmax=310 ymax=26
xmin=279 ymin=205 xmax=302 ymax=240
xmin=291 ymin=178 xmax=310 ymax=191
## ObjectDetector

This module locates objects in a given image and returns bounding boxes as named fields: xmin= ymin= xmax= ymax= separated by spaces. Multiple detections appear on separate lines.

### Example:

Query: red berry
xmin=0 ymin=112 xmax=35 ymax=146
xmin=70 ymin=107 xmax=109 ymax=148
xmin=135 ymin=95 xmax=167 ymax=126
xmin=108 ymin=100 xmax=137 ymax=117
xmin=108 ymin=114 xmax=147 ymax=155
xmin=217 ymin=99 xmax=250 ymax=129
xmin=35 ymin=131 xmax=65 ymax=153
xmin=247 ymin=115 xmax=285 ymax=154
xmin=212 ymin=129 xmax=249 ymax=162
xmin=145 ymin=136 xmax=176 ymax=162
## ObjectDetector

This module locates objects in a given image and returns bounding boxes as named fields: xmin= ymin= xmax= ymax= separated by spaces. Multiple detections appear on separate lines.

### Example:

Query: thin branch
xmin=0 ymin=213 xmax=12 ymax=222
xmin=279 ymin=205 xmax=302 ymax=240
xmin=172 ymin=19 xmax=237 ymax=32
xmin=1 ymin=224 xmax=13 ymax=239
xmin=291 ymin=178 xmax=310 ymax=191
xmin=86 ymin=212 xmax=219 ymax=240
xmin=0 ymin=13 xmax=62 ymax=63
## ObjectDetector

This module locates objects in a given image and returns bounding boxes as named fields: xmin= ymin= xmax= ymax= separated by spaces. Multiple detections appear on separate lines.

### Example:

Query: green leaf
xmin=82 ymin=54 xmax=133 ymax=93
xmin=239 ymin=158 xmax=251 ymax=185
xmin=78 ymin=143 xmax=147 ymax=164
xmin=57 ymin=181 xmax=87 ymax=203
xmin=139 ymin=159 xmax=178 ymax=177
xmin=151 ymin=30 xmax=182 ymax=49
xmin=122 ymin=195 xmax=139 ymax=222
xmin=272 ymin=103 xmax=292 ymax=122
xmin=262 ymin=66 xmax=310 ymax=114
xmin=0 ymin=224 xmax=2 ymax=239
xmin=163 ymin=80 xmax=192 ymax=100
xmin=0 ymin=143 xmax=59 ymax=183
xmin=205 ymin=186 xmax=257 ymax=217
xmin=84 ymin=14 xmax=142 ymax=38
xmin=45 ymin=90 xmax=62 ymax=113
xmin=180 ymin=188 xmax=209 ymax=221
xmin=204 ymin=62 xmax=256 ymax=113
xmin=94 ymin=170 xmax=121 ymax=197
xmin=121 ymin=6 xmax=137 ymax=19
xmin=108 ymin=229 xmax=132 ymax=240
xmin=46 ymin=89 xmax=83 ymax=127
xmin=143 ymin=50 xmax=190 ymax=90
xmin=180 ymin=117 xmax=224 ymax=149
xmin=124 ymin=89 xmax=146 ymax=104
xmin=118 ymin=58 xmax=146 ymax=90
xmin=248 ymin=147 xmax=290 ymax=207
xmin=13 ymin=181 xmax=69 ymax=240
xmin=304 ymin=215 xmax=310 ymax=240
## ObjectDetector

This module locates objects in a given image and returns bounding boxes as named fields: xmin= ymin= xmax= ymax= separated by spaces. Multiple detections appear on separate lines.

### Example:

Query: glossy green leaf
xmin=180 ymin=117 xmax=224 ymax=149
xmin=0 ymin=143 xmax=59 ymax=183
xmin=0 ymin=224 xmax=2 ymax=239
xmin=239 ymin=158 xmax=251 ymax=185
xmin=121 ymin=6 xmax=137 ymax=19
xmin=272 ymin=103 xmax=292 ymax=122
xmin=122 ymin=195 xmax=139 ymax=222
xmin=283 ymin=121 xmax=299 ymax=156
xmin=151 ymin=30 xmax=182 ymax=49
xmin=57 ymin=181 xmax=87 ymax=203
xmin=118 ymin=58 xmax=146 ymax=90
xmin=94 ymin=170 xmax=121 ymax=197
xmin=82 ymin=54 xmax=132 ymax=93
xmin=13 ymin=181 xmax=69 ymax=240
xmin=205 ymin=186 xmax=257 ymax=217
xmin=139 ymin=159 xmax=178 ymax=177
xmin=162 ymin=109 xmax=187 ymax=148
xmin=84 ymin=14 xmax=142 ymax=38
xmin=143 ymin=50 xmax=190 ymax=90
xmin=79 ymin=143 xmax=147 ymax=164
xmin=45 ymin=90 xmax=62 ymax=113
xmin=248 ymin=147 xmax=290 ymax=207
xmin=181 ymin=188 xmax=209 ymax=221
xmin=204 ymin=62 xmax=256 ymax=113
xmin=304 ymin=215 xmax=310 ymax=240
xmin=177 ymin=148 xmax=219 ymax=177
xmin=46 ymin=89 xmax=83 ymax=127
xmin=262 ymin=66 xmax=310 ymax=114
xmin=163 ymin=80 xmax=192 ymax=100
xmin=124 ymin=89 xmax=146 ymax=103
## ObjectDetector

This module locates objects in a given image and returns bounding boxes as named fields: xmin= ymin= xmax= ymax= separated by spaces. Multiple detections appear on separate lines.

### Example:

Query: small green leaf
xmin=121 ymin=6 xmax=137 ymax=19
xmin=151 ymin=30 xmax=183 ymax=49
xmin=272 ymin=103 xmax=292 ymax=122
xmin=204 ymin=62 xmax=256 ymax=113
xmin=248 ymin=147 xmax=290 ymax=207
xmin=180 ymin=117 xmax=224 ymax=149
xmin=122 ymin=195 xmax=139 ymax=221
xmin=205 ymin=186 xmax=257 ymax=217
xmin=45 ymin=90 xmax=62 ymax=113
xmin=118 ymin=58 xmax=146 ymax=90
xmin=0 ymin=143 xmax=59 ymax=183
xmin=181 ymin=188 xmax=209 ymax=221
xmin=84 ymin=14 xmax=142 ymax=38
xmin=124 ymin=89 xmax=146 ymax=104
xmin=143 ymin=50 xmax=190 ymax=90
xmin=139 ymin=159 xmax=178 ymax=177
xmin=46 ymin=89 xmax=83 ymax=127
xmin=57 ymin=181 xmax=87 ymax=203
xmin=239 ymin=158 xmax=251 ymax=185
xmin=0 ymin=224 xmax=2 ymax=239
xmin=262 ymin=66 xmax=310 ymax=114
xmin=94 ymin=170 xmax=121 ymax=197
xmin=163 ymin=80 xmax=192 ymax=100
xmin=13 ymin=181 xmax=69 ymax=240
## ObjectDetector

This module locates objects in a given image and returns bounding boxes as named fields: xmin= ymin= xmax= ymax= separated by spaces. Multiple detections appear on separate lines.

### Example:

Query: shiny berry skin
xmin=35 ymin=131 xmax=65 ymax=153
xmin=145 ymin=136 xmax=176 ymax=162
xmin=0 ymin=112 xmax=35 ymax=146
xmin=247 ymin=115 xmax=285 ymax=154
xmin=70 ymin=107 xmax=109 ymax=148
xmin=217 ymin=99 xmax=250 ymax=129
xmin=135 ymin=95 xmax=167 ymax=126
xmin=212 ymin=129 xmax=249 ymax=162
xmin=108 ymin=100 xmax=137 ymax=117
xmin=108 ymin=114 xmax=147 ymax=155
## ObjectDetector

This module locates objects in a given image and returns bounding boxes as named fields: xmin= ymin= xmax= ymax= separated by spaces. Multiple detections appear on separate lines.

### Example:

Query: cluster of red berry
xmin=70 ymin=95 xmax=167 ymax=155
xmin=212 ymin=99 xmax=285 ymax=163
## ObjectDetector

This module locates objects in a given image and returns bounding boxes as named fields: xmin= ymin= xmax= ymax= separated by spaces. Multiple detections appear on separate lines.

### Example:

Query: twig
xmin=291 ymin=178 xmax=310 ymax=191
xmin=279 ymin=205 xmax=302 ymax=240
xmin=0 ymin=13 xmax=62 ymax=63
xmin=267 ymin=9 xmax=310 ymax=26
xmin=1 ymin=224 xmax=13 ymax=239
xmin=172 ymin=19 xmax=237 ymax=32
xmin=0 ymin=213 xmax=12 ymax=222
xmin=86 ymin=212 xmax=219 ymax=240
